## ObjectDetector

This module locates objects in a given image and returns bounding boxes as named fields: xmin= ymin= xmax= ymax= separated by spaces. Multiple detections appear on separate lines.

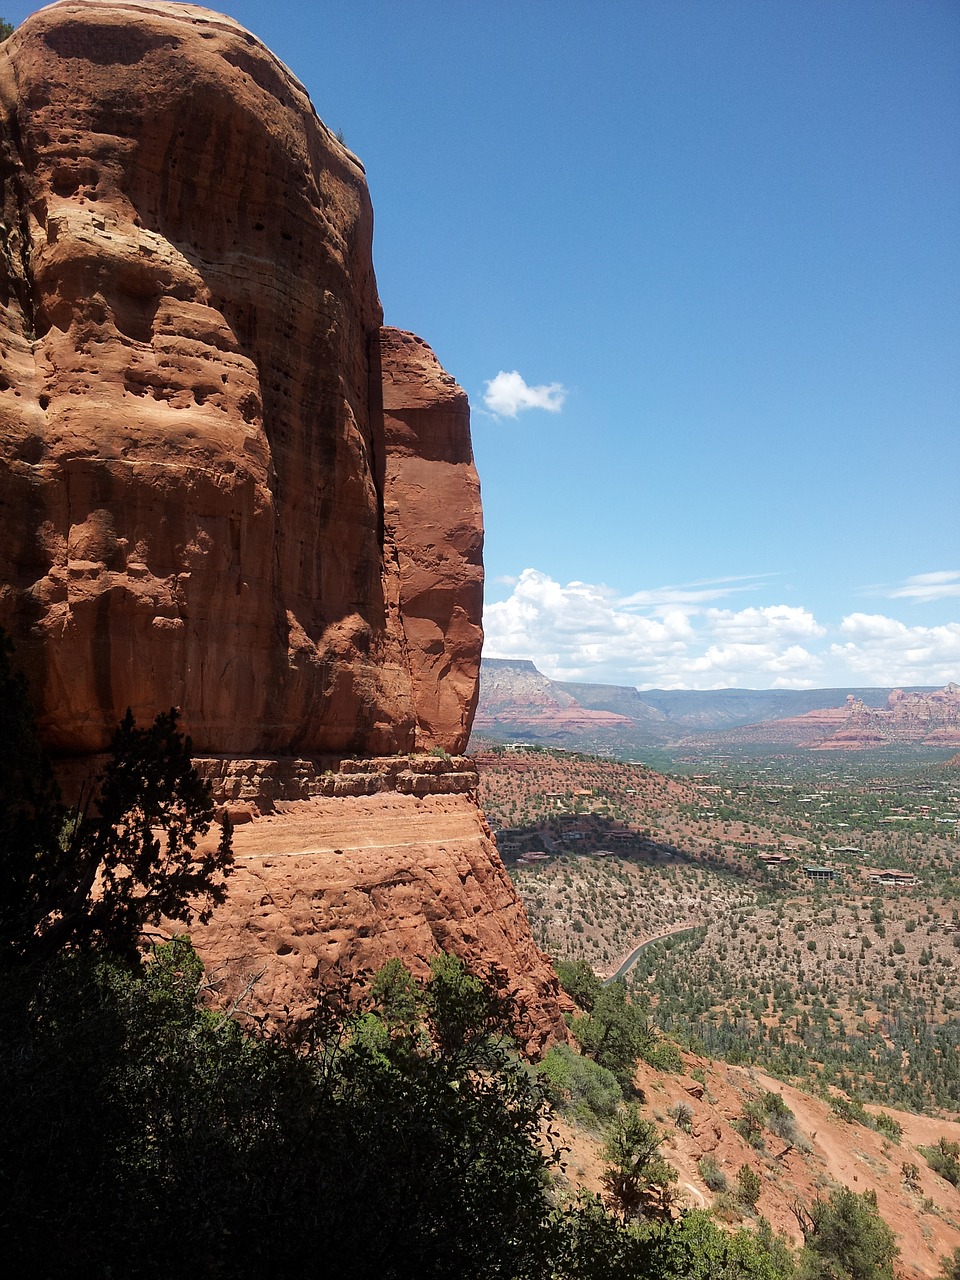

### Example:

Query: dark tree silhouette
xmin=0 ymin=632 xmax=232 ymax=965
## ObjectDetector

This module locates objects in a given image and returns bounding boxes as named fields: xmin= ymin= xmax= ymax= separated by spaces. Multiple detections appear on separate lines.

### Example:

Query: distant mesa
xmin=477 ymin=658 xmax=957 ymax=753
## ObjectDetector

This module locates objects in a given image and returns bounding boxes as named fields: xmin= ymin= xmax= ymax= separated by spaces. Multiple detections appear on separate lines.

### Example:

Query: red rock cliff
xmin=0 ymin=4 xmax=569 ymax=1043
xmin=0 ymin=0 xmax=482 ymax=757
xmin=381 ymin=328 xmax=483 ymax=754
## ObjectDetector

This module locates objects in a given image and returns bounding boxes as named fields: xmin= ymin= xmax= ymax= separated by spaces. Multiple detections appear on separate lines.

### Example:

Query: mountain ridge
xmin=477 ymin=657 xmax=949 ymax=751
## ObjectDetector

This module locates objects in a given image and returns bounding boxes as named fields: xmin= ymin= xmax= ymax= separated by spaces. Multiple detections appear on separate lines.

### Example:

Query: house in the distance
xmin=802 ymin=863 xmax=840 ymax=883
xmin=868 ymin=869 xmax=919 ymax=888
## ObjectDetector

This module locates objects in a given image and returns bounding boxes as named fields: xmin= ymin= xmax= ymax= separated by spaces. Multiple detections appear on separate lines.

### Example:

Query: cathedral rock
xmin=0 ymin=1 xmax=566 ymax=1045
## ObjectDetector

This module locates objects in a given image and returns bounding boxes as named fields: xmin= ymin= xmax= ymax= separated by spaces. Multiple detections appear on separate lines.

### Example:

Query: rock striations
xmin=0 ymin=2 xmax=566 ymax=1041
xmin=0 ymin=0 xmax=477 ymax=759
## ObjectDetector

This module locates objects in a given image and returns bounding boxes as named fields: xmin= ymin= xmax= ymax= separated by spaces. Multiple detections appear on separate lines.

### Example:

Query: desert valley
xmin=0 ymin=3 xmax=956 ymax=1279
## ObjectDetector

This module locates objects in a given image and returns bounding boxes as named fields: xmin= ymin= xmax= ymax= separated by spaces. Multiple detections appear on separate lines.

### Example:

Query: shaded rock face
xmin=0 ymin=1 xmax=482 ymax=757
xmin=381 ymin=328 xmax=483 ymax=753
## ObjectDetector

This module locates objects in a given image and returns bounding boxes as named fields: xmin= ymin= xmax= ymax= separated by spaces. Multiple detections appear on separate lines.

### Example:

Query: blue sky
xmin=10 ymin=1 xmax=958 ymax=689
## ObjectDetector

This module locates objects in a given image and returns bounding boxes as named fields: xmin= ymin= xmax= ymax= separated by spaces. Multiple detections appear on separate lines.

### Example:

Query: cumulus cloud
xmin=483 ymin=569 xmax=960 ymax=689
xmin=888 ymin=570 xmax=960 ymax=603
xmin=830 ymin=614 xmax=960 ymax=685
xmin=483 ymin=569 xmax=824 ymax=688
xmin=704 ymin=605 xmax=826 ymax=643
xmin=482 ymin=370 xmax=567 ymax=418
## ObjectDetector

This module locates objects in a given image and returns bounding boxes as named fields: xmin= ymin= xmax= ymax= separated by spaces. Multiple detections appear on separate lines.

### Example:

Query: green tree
xmin=571 ymin=977 xmax=655 ymax=1089
xmin=0 ymin=943 xmax=560 ymax=1278
xmin=923 ymin=1137 xmax=960 ymax=1187
xmin=737 ymin=1163 xmax=762 ymax=1209
xmin=601 ymin=1104 xmax=677 ymax=1220
xmin=555 ymin=955 xmax=604 ymax=1011
xmin=794 ymin=1187 xmax=897 ymax=1280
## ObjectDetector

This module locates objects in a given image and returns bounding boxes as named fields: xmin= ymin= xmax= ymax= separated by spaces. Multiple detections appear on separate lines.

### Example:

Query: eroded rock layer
xmin=185 ymin=791 xmax=570 ymax=1051
xmin=0 ymin=1 xmax=481 ymax=757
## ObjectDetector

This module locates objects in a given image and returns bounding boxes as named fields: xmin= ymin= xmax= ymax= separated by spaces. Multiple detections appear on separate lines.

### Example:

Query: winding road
xmin=602 ymin=923 xmax=700 ymax=984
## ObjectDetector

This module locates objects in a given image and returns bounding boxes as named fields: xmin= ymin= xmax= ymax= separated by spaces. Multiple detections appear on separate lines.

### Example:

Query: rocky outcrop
xmin=184 ymin=790 xmax=570 ymax=1051
xmin=381 ymin=328 xmax=483 ymax=754
xmin=817 ymin=685 xmax=960 ymax=751
xmin=687 ymin=686 xmax=960 ymax=752
xmin=0 ymin=1 xmax=482 ymax=758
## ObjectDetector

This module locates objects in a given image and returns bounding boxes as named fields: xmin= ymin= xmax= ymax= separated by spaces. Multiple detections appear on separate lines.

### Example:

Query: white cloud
xmin=888 ymin=570 xmax=960 ymax=603
xmin=704 ymin=605 xmax=826 ymax=643
xmin=482 ymin=370 xmax=567 ymax=418
xmin=618 ymin=575 xmax=771 ymax=608
xmin=830 ymin=614 xmax=960 ymax=685
xmin=484 ymin=569 xmax=825 ymax=688
xmin=483 ymin=569 xmax=960 ymax=689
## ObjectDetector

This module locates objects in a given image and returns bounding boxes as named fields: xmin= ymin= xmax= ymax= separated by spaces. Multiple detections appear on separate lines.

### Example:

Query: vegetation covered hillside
xmin=477 ymin=747 xmax=960 ymax=1112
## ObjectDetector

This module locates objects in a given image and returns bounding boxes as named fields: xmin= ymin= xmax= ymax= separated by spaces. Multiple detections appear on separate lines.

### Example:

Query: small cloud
xmin=492 ymin=574 xmax=519 ymax=587
xmin=888 ymin=570 xmax=960 ymax=603
xmin=618 ymin=574 xmax=773 ymax=609
xmin=483 ymin=370 xmax=567 ymax=418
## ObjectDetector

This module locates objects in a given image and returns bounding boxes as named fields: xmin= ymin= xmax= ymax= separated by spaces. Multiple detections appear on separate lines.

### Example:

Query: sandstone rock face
xmin=0 ymin=1 xmax=481 ymax=757
xmin=184 ymin=791 xmax=570 ymax=1052
xmin=381 ymin=328 xmax=483 ymax=753
xmin=0 ymin=4 xmax=566 ymax=1042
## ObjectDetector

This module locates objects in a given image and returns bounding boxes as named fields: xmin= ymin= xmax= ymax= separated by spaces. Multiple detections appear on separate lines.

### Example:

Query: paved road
xmin=603 ymin=924 xmax=699 ymax=984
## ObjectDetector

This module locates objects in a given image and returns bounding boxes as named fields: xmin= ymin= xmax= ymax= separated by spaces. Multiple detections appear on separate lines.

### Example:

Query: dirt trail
xmin=747 ymin=1069 xmax=960 ymax=1278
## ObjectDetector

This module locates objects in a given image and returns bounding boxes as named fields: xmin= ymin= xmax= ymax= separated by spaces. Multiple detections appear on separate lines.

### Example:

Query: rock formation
xmin=0 ymin=2 xmax=568 ymax=1042
xmin=0 ymin=0 xmax=480 ymax=759
xmin=474 ymin=656 xmax=636 ymax=739
xmin=188 ymin=783 xmax=568 ymax=1052
xmin=681 ymin=686 xmax=960 ymax=752
xmin=381 ymin=328 xmax=483 ymax=754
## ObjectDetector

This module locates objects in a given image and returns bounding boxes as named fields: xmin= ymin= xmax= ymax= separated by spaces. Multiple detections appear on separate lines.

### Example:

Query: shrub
xmin=795 ymin=1187 xmax=897 ymax=1280
xmin=601 ymin=1105 xmax=677 ymax=1221
xmin=830 ymin=1094 xmax=870 ymax=1127
xmin=697 ymin=1155 xmax=728 ymax=1192
xmin=762 ymin=1092 xmax=803 ymax=1147
xmin=642 ymin=1038 xmax=684 ymax=1074
xmin=873 ymin=1111 xmax=903 ymax=1142
xmin=539 ymin=1042 xmax=622 ymax=1127
xmin=923 ymin=1138 xmax=960 ymax=1188
xmin=667 ymin=1100 xmax=694 ymax=1132
xmin=735 ymin=1100 xmax=767 ymax=1149
xmin=737 ymin=1164 xmax=762 ymax=1209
